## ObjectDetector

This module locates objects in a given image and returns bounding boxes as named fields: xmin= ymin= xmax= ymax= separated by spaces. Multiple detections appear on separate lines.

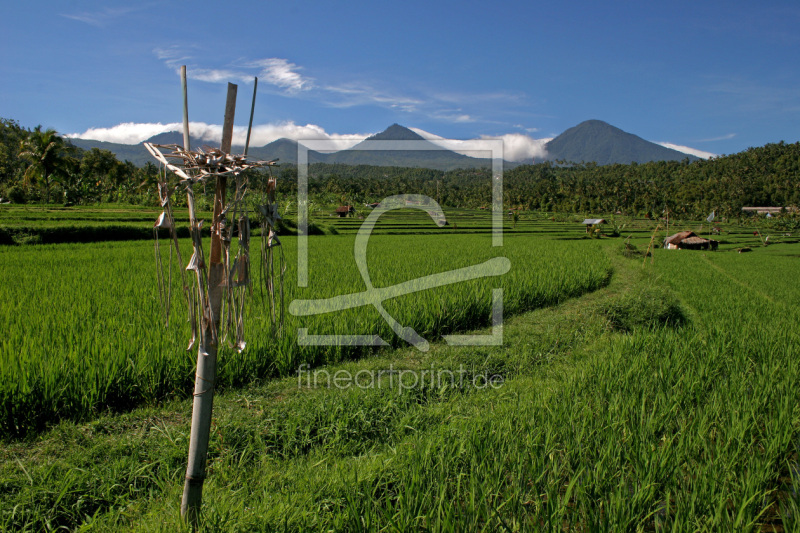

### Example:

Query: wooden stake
xmin=181 ymin=82 xmax=237 ymax=528
xmin=245 ymin=77 xmax=257 ymax=157
xmin=180 ymin=67 xmax=197 ymax=228
xmin=210 ymin=83 xmax=237 ymax=265
xmin=181 ymin=66 xmax=191 ymax=153
xmin=220 ymin=83 xmax=237 ymax=154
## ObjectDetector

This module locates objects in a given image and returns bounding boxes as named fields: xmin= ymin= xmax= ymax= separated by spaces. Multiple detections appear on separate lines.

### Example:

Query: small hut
xmin=334 ymin=205 xmax=355 ymax=217
xmin=664 ymin=231 xmax=718 ymax=250
xmin=581 ymin=218 xmax=606 ymax=234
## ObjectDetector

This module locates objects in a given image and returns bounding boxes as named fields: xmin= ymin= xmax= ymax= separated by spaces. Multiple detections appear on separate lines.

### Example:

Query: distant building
xmin=581 ymin=218 xmax=606 ymax=234
xmin=366 ymin=202 xmax=381 ymax=209
xmin=741 ymin=206 xmax=798 ymax=215
xmin=334 ymin=206 xmax=355 ymax=217
xmin=664 ymin=231 xmax=718 ymax=251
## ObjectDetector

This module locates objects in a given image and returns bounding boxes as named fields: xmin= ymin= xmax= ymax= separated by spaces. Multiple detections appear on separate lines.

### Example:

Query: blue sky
xmin=1 ymin=1 xmax=798 ymax=160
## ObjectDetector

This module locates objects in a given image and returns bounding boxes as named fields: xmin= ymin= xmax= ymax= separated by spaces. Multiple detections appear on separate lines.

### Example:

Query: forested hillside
xmin=301 ymin=143 xmax=800 ymax=218
xmin=1 ymin=118 xmax=798 ymax=219
xmin=504 ymin=142 xmax=800 ymax=217
xmin=0 ymin=118 xmax=159 ymax=205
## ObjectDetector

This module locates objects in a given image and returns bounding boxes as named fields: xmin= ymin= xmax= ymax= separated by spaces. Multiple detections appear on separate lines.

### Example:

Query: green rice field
xmin=0 ymin=204 xmax=798 ymax=531
xmin=0 ymin=219 xmax=611 ymax=437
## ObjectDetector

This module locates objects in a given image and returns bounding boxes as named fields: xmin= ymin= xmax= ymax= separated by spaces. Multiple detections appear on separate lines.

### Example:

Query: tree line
xmin=0 ymin=118 xmax=161 ymax=205
xmin=298 ymin=144 xmax=800 ymax=219
xmin=2 ymin=117 xmax=798 ymax=219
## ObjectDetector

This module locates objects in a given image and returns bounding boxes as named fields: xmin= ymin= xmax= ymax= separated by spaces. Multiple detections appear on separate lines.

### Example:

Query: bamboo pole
xmin=210 ymin=84 xmax=237 ymax=264
xmin=181 ymin=66 xmax=191 ymax=153
xmin=244 ymin=77 xmax=257 ymax=157
xmin=180 ymin=67 xmax=197 ymax=227
xmin=181 ymin=82 xmax=237 ymax=527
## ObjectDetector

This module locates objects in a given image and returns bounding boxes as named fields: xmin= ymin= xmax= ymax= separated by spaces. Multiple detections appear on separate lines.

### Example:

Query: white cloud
xmin=407 ymin=128 xmax=450 ymax=142
xmin=154 ymin=49 xmax=313 ymax=92
xmin=67 ymin=122 xmax=719 ymax=163
xmin=190 ymin=69 xmax=248 ymax=84
xmin=248 ymin=59 xmax=312 ymax=92
xmin=61 ymin=6 xmax=138 ymax=27
xmin=697 ymin=133 xmax=736 ymax=142
xmin=322 ymin=83 xmax=422 ymax=111
xmin=410 ymin=128 xmax=551 ymax=162
xmin=431 ymin=90 xmax=524 ymax=105
xmin=244 ymin=123 xmax=368 ymax=150
xmin=67 ymin=121 xmax=371 ymax=149
xmin=479 ymin=134 xmax=550 ymax=162
xmin=428 ymin=112 xmax=475 ymax=124
xmin=66 ymin=122 xmax=178 ymax=144
xmin=657 ymin=142 xmax=717 ymax=160
xmin=151 ymin=50 xmax=529 ymax=125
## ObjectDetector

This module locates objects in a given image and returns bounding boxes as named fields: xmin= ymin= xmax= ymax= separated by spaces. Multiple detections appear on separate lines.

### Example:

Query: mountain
xmin=545 ymin=120 xmax=697 ymax=165
xmin=321 ymin=124 xmax=492 ymax=170
xmin=141 ymin=131 xmax=209 ymax=147
xmin=69 ymin=124 xmax=494 ymax=170
xmin=365 ymin=123 xmax=427 ymax=141
xmin=66 ymin=120 xmax=698 ymax=169
xmin=68 ymin=133 xmax=311 ymax=167
xmin=66 ymin=137 xmax=153 ymax=166
xmin=247 ymin=138 xmax=303 ymax=163
xmin=68 ymin=133 xmax=214 ymax=167
xmin=242 ymin=126 xmax=493 ymax=169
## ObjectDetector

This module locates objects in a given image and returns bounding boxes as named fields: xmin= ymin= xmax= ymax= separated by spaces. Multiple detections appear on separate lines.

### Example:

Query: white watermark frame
xmin=290 ymin=139 xmax=506 ymax=351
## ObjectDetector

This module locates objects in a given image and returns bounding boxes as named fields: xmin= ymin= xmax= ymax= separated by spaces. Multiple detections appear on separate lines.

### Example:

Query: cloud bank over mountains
xmin=410 ymin=128 xmax=551 ymax=162
xmin=66 ymin=121 xmax=369 ymax=152
xmin=66 ymin=122 xmax=556 ymax=161
xmin=67 ymin=122 xmax=713 ymax=162
xmin=656 ymin=142 xmax=717 ymax=159
xmin=63 ymin=51 xmax=715 ymax=162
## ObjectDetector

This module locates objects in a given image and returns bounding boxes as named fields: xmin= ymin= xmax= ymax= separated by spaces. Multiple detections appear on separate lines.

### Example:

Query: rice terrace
xmin=3 ymin=9 xmax=800 ymax=529
xmin=2 ymin=118 xmax=800 ymax=531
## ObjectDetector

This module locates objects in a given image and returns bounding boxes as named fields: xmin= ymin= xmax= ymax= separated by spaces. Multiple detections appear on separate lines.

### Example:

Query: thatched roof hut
xmin=334 ymin=205 xmax=355 ymax=217
xmin=664 ymin=231 xmax=718 ymax=250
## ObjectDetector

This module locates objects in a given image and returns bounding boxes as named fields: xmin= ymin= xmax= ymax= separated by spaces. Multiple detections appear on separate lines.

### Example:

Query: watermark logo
xmin=297 ymin=364 xmax=505 ymax=391
xmin=289 ymin=139 xmax=507 ymax=351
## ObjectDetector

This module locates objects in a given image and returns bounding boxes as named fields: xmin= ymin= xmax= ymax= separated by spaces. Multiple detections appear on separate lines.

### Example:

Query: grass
xmin=2 ymin=202 xmax=794 ymax=251
xmin=0 ymin=225 xmax=612 ymax=437
xmin=1 ymin=207 xmax=798 ymax=530
xmin=601 ymin=284 xmax=686 ymax=332
xmin=0 ymin=238 xmax=797 ymax=530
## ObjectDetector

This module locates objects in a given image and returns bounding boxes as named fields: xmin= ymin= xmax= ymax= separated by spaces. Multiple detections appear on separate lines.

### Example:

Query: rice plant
xmin=0 ymin=233 xmax=611 ymax=437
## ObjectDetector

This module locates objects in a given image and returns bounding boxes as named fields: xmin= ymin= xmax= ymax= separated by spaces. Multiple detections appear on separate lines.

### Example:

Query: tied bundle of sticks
xmin=152 ymin=72 xmax=291 ymax=526
xmin=145 ymin=141 xmax=279 ymax=353
xmin=259 ymin=167 xmax=286 ymax=333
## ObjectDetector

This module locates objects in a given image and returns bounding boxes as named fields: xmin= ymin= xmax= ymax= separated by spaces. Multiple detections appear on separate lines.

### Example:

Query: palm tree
xmin=19 ymin=126 xmax=68 ymax=203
